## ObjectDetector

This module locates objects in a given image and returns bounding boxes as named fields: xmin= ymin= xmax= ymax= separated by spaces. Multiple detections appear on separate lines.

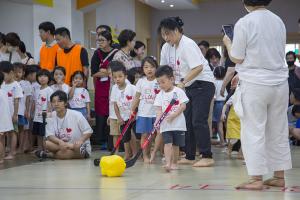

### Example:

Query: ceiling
xmin=139 ymin=0 xmax=201 ymax=10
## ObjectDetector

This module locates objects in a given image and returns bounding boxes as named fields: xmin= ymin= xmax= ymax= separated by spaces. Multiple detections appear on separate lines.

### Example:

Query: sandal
xmin=263 ymin=176 xmax=285 ymax=187
xmin=236 ymin=178 xmax=267 ymax=190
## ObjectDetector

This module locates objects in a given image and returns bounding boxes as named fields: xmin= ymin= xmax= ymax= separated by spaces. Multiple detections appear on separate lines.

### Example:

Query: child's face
xmin=135 ymin=46 xmax=145 ymax=59
xmin=143 ymin=61 xmax=156 ymax=79
xmin=210 ymin=55 xmax=220 ymax=68
xmin=38 ymin=75 xmax=49 ymax=86
xmin=14 ymin=68 xmax=24 ymax=81
xmin=112 ymin=71 xmax=126 ymax=87
xmin=54 ymin=70 xmax=65 ymax=83
xmin=156 ymin=75 xmax=174 ymax=92
xmin=3 ymin=71 xmax=14 ymax=82
xmin=28 ymin=72 xmax=36 ymax=82
xmin=72 ymin=74 xmax=83 ymax=87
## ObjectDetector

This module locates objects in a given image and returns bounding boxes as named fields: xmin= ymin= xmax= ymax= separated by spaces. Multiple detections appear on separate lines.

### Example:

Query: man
xmin=286 ymin=51 xmax=298 ymax=96
xmin=39 ymin=21 xmax=59 ymax=71
xmin=36 ymin=91 xmax=92 ymax=159
xmin=54 ymin=27 xmax=89 ymax=85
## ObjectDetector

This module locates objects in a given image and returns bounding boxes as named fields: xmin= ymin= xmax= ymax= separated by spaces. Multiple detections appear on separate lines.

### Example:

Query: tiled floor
xmin=0 ymin=147 xmax=299 ymax=200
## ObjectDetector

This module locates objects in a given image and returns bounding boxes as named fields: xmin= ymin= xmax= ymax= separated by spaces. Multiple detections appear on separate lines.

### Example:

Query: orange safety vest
xmin=39 ymin=43 xmax=59 ymax=71
xmin=56 ymin=44 xmax=84 ymax=85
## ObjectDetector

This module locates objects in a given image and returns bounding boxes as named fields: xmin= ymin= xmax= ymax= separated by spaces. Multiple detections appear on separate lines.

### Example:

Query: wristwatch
xmin=180 ymin=78 xmax=186 ymax=86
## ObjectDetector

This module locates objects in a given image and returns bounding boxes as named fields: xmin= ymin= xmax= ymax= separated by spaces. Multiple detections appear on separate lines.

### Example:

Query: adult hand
xmin=223 ymin=35 xmax=232 ymax=47
xmin=220 ymin=86 xmax=226 ymax=97
xmin=231 ymin=75 xmax=239 ymax=90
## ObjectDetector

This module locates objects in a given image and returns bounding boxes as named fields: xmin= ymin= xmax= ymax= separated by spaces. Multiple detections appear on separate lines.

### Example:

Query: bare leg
xmin=112 ymin=136 xmax=119 ymax=154
xmin=236 ymin=175 xmax=264 ymax=190
xmin=5 ymin=131 xmax=17 ymax=159
xmin=17 ymin=126 xmax=24 ymax=153
xmin=171 ymin=145 xmax=179 ymax=170
xmin=217 ymin=122 xmax=225 ymax=145
xmin=23 ymin=130 xmax=30 ymax=152
xmin=141 ymin=134 xmax=150 ymax=163
xmin=129 ymin=132 xmax=137 ymax=157
xmin=0 ymin=134 xmax=4 ymax=164
xmin=150 ymin=133 xmax=163 ymax=163
xmin=124 ymin=142 xmax=131 ymax=160
xmin=164 ymin=143 xmax=172 ymax=172
xmin=290 ymin=127 xmax=300 ymax=140
xmin=263 ymin=171 xmax=285 ymax=187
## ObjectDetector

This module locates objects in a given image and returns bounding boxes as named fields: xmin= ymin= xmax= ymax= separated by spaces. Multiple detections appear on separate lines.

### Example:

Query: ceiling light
xmin=161 ymin=0 xmax=165 ymax=3
xmin=170 ymin=4 xmax=174 ymax=7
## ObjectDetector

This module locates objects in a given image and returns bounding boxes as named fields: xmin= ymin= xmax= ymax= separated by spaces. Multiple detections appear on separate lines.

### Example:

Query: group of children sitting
xmin=0 ymin=61 xmax=90 ymax=164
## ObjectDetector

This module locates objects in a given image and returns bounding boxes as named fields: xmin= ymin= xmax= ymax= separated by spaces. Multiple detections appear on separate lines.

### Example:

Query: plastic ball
xmin=100 ymin=155 xmax=126 ymax=177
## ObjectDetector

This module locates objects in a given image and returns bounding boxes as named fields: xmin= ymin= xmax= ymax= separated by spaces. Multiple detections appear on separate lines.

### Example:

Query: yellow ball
xmin=100 ymin=155 xmax=126 ymax=177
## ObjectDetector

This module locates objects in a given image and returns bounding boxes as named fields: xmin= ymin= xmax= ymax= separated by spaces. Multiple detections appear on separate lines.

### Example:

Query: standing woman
xmin=223 ymin=0 xmax=292 ymax=190
xmin=130 ymin=41 xmax=146 ymax=68
xmin=159 ymin=17 xmax=215 ymax=167
xmin=91 ymin=30 xmax=118 ymax=148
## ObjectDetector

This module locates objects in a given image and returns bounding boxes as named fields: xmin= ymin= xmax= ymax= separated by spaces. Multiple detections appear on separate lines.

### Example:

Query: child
xmin=69 ymin=71 xmax=91 ymax=121
xmin=51 ymin=66 xmax=70 ymax=94
xmin=213 ymin=66 xmax=227 ymax=146
xmin=13 ymin=63 xmax=32 ymax=153
xmin=131 ymin=56 xmax=161 ymax=163
xmin=0 ymin=71 xmax=14 ymax=164
xmin=32 ymin=69 xmax=53 ymax=151
xmin=221 ymin=94 xmax=243 ymax=159
xmin=110 ymin=61 xmax=137 ymax=160
xmin=154 ymin=65 xmax=189 ymax=172
xmin=0 ymin=61 xmax=23 ymax=159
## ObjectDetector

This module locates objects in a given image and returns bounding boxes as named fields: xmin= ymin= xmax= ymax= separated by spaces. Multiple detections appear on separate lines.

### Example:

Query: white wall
xmin=0 ymin=0 xmax=34 ymax=55
xmin=96 ymin=0 xmax=135 ymax=33
xmin=71 ymin=0 xmax=84 ymax=45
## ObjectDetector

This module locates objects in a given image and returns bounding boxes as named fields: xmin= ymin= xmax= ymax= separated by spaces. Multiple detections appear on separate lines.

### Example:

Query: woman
xmin=159 ymin=17 xmax=215 ymax=167
xmin=206 ymin=48 xmax=221 ymax=70
xmin=223 ymin=0 xmax=292 ymax=190
xmin=18 ymin=41 xmax=35 ymax=65
xmin=113 ymin=29 xmax=136 ymax=70
xmin=0 ymin=32 xmax=21 ymax=63
xmin=220 ymin=46 xmax=236 ymax=97
xmin=91 ymin=30 xmax=118 ymax=149
xmin=130 ymin=40 xmax=146 ymax=68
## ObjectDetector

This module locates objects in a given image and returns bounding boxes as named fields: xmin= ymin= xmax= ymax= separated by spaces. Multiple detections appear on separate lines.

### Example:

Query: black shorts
xmin=32 ymin=122 xmax=46 ymax=136
xmin=120 ymin=120 xmax=135 ymax=143
xmin=162 ymin=131 xmax=185 ymax=147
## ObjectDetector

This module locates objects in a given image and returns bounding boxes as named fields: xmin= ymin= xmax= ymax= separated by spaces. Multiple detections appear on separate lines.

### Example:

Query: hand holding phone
xmin=222 ymin=25 xmax=234 ymax=41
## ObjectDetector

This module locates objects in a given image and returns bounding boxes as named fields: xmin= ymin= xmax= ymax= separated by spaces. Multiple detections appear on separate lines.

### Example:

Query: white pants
xmin=238 ymin=80 xmax=292 ymax=176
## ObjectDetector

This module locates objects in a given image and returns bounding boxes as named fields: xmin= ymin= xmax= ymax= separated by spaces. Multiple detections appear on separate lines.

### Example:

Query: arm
xmin=131 ymin=92 xmax=141 ymax=114
xmin=166 ymin=103 xmax=186 ymax=123
xmin=13 ymin=98 xmax=20 ymax=123
xmin=68 ymin=85 xmax=76 ymax=100
xmin=223 ymin=39 xmax=244 ymax=64
xmin=24 ymin=95 xmax=31 ymax=119
xmin=86 ymin=102 xmax=91 ymax=121
xmin=114 ymin=102 xmax=124 ymax=125
xmin=220 ymin=67 xmax=235 ymax=96
xmin=154 ymin=106 xmax=163 ymax=127
xmin=179 ymin=66 xmax=203 ymax=88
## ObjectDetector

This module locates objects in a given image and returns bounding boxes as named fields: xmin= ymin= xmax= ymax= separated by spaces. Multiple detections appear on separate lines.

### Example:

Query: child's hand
xmin=25 ymin=111 xmax=30 ymax=120
xmin=154 ymin=120 xmax=160 ymax=130
xmin=117 ymin=118 xmax=125 ymax=125
xmin=12 ymin=114 xmax=18 ymax=123
xmin=166 ymin=114 xmax=176 ymax=123
xmin=221 ymin=113 xmax=226 ymax=122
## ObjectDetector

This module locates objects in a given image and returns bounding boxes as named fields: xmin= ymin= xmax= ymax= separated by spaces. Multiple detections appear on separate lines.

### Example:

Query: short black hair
xmin=155 ymin=65 xmax=174 ymax=78
xmin=286 ymin=51 xmax=296 ymax=60
xmin=141 ymin=56 xmax=158 ymax=71
xmin=54 ymin=27 xmax=71 ymax=39
xmin=0 ymin=61 xmax=14 ymax=73
xmin=19 ymin=41 xmax=26 ymax=54
xmin=243 ymin=0 xmax=272 ymax=6
xmin=50 ymin=90 xmax=68 ymax=104
xmin=39 ymin=21 xmax=55 ymax=35
xmin=53 ymin=66 xmax=66 ymax=76
xmin=213 ymin=66 xmax=226 ymax=79
xmin=98 ymin=30 xmax=113 ymax=46
xmin=13 ymin=62 xmax=25 ymax=71
xmin=198 ymin=40 xmax=210 ymax=48
xmin=118 ymin=29 xmax=136 ymax=48
xmin=130 ymin=41 xmax=145 ymax=57
xmin=206 ymin=48 xmax=221 ymax=60
xmin=96 ymin=25 xmax=111 ymax=33
xmin=5 ymin=32 xmax=20 ymax=47
xmin=36 ymin=69 xmax=51 ymax=84
xmin=109 ymin=61 xmax=127 ymax=75
xmin=0 ymin=71 xmax=4 ymax=85
xmin=0 ymin=32 xmax=5 ymax=45
xmin=158 ymin=17 xmax=184 ymax=34
xmin=24 ymin=65 xmax=38 ymax=78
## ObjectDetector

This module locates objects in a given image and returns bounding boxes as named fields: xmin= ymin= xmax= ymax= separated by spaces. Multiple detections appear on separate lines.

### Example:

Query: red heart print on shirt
xmin=174 ymin=100 xmax=179 ymax=105
xmin=154 ymin=89 xmax=160 ymax=94
xmin=177 ymin=59 xmax=180 ymax=66
xmin=66 ymin=128 xmax=72 ymax=133
xmin=7 ymin=92 xmax=13 ymax=97
xmin=41 ymin=97 xmax=46 ymax=102
xmin=81 ymin=94 xmax=85 ymax=99
xmin=126 ymin=95 xmax=133 ymax=101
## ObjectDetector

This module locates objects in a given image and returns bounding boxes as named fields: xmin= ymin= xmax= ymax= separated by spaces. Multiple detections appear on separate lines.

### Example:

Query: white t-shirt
xmin=18 ymin=80 xmax=32 ymax=116
xmin=154 ymin=86 xmax=189 ymax=132
xmin=46 ymin=109 xmax=92 ymax=146
xmin=111 ymin=83 xmax=136 ymax=121
xmin=0 ymin=89 xmax=14 ymax=132
xmin=51 ymin=84 xmax=70 ymax=95
xmin=231 ymin=9 xmax=288 ymax=85
xmin=1 ymin=81 xmax=23 ymax=117
xmin=136 ymin=77 xmax=160 ymax=118
xmin=21 ymin=57 xmax=35 ymax=65
xmin=160 ymin=35 xmax=214 ymax=85
xmin=69 ymin=88 xmax=90 ymax=109
xmin=0 ymin=50 xmax=21 ymax=63
xmin=109 ymin=84 xmax=118 ymax=119
xmin=214 ymin=79 xmax=227 ymax=101
xmin=33 ymin=86 xmax=53 ymax=123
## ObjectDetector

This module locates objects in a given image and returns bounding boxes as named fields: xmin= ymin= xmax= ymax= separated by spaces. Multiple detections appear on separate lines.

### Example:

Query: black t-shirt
xmin=224 ymin=57 xmax=236 ymax=92
xmin=91 ymin=48 xmax=117 ymax=76
xmin=56 ymin=45 xmax=89 ymax=67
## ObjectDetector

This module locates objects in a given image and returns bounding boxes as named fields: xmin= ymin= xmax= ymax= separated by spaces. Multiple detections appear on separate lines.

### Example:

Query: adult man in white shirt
xmin=36 ymin=91 xmax=92 ymax=159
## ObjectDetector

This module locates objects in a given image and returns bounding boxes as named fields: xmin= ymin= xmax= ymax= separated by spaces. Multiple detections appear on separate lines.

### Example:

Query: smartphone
xmin=222 ymin=25 xmax=234 ymax=41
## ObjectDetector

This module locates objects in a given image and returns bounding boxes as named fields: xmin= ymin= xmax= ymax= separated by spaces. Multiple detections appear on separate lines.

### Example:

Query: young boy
xmin=110 ymin=61 xmax=137 ymax=160
xmin=0 ymin=71 xmax=14 ymax=164
xmin=13 ymin=63 xmax=32 ymax=153
xmin=0 ymin=61 xmax=23 ymax=159
xmin=154 ymin=65 xmax=189 ymax=172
